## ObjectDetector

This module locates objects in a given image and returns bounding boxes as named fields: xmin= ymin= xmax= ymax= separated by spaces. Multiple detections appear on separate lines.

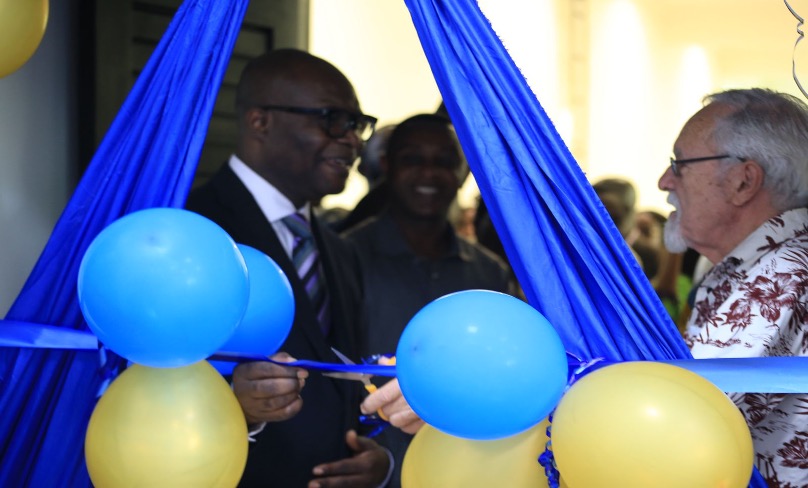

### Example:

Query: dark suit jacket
xmin=186 ymin=164 xmax=365 ymax=487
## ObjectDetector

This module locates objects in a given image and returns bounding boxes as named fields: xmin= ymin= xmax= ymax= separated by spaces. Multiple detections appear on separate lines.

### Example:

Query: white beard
xmin=663 ymin=195 xmax=689 ymax=253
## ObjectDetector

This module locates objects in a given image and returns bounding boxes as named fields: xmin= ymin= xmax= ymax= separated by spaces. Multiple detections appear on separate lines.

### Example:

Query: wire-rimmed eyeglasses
xmin=668 ymin=154 xmax=746 ymax=177
xmin=256 ymin=104 xmax=378 ymax=142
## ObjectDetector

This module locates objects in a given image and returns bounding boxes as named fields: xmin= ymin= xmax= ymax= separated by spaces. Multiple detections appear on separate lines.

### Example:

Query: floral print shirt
xmin=685 ymin=208 xmax=808 ymax=487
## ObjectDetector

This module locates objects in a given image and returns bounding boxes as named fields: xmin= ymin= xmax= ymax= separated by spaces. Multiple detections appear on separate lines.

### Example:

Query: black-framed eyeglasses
xmin=668 ymin=154 xmax=745 ymax=177
xmin=256 ymin=104 xmax=378 ymax=142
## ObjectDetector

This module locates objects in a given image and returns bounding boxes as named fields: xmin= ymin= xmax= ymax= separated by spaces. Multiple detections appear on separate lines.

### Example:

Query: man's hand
xmin=232 ymin=352 xmax=308 ymax=425
xmin=308 ymin=430 xmax=391 ymax=488
xmin=360 ymin=378 xmax=425 ymax=435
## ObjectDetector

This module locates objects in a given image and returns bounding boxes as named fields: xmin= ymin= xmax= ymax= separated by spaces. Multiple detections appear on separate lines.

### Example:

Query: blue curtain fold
xmin=0 ymin=1 xmax=248 ymax=485
xmin=403 ymin=0 xmax=690 ymax=363
xmin=403 ymin=1 xmax=764 ymax=486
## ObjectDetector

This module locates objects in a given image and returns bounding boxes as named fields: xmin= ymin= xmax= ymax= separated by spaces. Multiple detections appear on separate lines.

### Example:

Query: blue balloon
xmin=78 ymin=208 xmax=249 ymax=368
xmin=211 ymin=244 xmax=295 ymax=375
xmin=396 ymin=290 xmax=569 ymax=440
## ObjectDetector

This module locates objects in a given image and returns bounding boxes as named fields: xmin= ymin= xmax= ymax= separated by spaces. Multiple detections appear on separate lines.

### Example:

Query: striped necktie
xmin=281 ymin=213 xmax=330 ymax=335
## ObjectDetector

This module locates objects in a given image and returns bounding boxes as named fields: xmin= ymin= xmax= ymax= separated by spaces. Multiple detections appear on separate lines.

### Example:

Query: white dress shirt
xmin=228 ymin=154 xmax=312 ymax=258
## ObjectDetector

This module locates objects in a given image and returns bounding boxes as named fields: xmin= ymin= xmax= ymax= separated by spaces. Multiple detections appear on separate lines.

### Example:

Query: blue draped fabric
xmin=403 ymin=0 xmax=765 ymax=486
xmin=0 ymin=1 xmax=248 ymax=485
xmin=404 ymin=0 xmax=689 ymax=362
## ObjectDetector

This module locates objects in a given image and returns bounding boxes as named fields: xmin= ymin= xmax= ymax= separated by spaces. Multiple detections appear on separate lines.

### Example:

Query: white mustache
xmin=667 ymin=193 xmax=680 ymax=211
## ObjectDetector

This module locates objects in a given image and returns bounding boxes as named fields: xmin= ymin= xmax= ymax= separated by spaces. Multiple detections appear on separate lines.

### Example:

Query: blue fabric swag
xmin=0 ymin=1 xmax=248 ymax=485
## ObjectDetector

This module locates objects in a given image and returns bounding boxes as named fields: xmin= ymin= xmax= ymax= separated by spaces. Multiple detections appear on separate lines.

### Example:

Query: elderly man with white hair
xmin=659 ymin=88 xmax=808 ymax=486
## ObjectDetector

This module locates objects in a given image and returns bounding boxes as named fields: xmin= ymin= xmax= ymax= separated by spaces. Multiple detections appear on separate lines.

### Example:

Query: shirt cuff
xmin=377 ymin=447 xmax=394 ymax=488
xmin=247 ymin=422 xmax=266 ymax=443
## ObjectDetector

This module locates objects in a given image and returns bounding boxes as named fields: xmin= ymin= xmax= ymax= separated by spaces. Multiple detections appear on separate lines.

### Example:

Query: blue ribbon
xmin=208 ymin=350 xmax=397 ymax=376
xmin=0 ymin=320 xmax=99 ymax=350
xmin=0 ymin=320 xmax=397 ymax=376
xmin=1 ymin=319 xmax=806 ymax=389
xmin=563 ymin=353 xmax=808 ymax=394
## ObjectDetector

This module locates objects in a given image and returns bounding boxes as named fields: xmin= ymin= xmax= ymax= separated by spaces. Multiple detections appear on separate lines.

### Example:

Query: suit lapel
xmin=208 ymin=166 xmax=337 ymax=363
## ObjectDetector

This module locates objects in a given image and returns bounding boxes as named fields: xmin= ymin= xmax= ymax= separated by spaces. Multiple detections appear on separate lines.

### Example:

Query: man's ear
xmin=245 ymin=107 xmax=270 ymax=134
xmin=730 ymin=159 xmax=765 ymax=206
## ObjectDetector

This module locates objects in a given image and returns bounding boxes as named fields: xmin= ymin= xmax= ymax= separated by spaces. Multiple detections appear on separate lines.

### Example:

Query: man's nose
xmin=658 ymin=165 xmax=674 ymax=191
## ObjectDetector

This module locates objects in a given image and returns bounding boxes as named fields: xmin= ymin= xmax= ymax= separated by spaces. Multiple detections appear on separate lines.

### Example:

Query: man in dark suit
xmin=185 ymin=49 xmax=390 ymax=488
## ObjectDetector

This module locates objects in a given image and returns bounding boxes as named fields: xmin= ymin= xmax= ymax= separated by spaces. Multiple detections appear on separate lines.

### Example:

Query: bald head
xmin=235 ymin=49 xmax=356 ymax=116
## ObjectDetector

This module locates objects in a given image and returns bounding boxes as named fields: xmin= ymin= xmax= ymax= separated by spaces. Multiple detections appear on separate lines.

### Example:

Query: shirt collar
xmin=228 ymin=154 xmax=311 ymax=222
xmin=372 ymin=212 xmax=471 ymax=261
xmin=704 ymin=208 xmax=808 ymax=283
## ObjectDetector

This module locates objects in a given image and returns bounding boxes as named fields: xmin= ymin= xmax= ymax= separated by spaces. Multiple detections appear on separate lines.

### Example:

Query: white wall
xmin=309 ymin=0 xmax=444 ymax=210
xmin=0 ymin=1 xmax=76 ymax=316
xmin=583 ymin=0 xmax=802 ymax=213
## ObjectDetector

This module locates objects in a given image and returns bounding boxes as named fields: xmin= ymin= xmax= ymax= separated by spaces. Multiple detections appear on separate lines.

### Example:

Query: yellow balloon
xmin=85 ymin=361 xmax=248 ymax=488
xmin=552 ymin=362 xmax=753 ymax=488
xmin=0 ymin=0 xmax=49 ymax=78
xmin=402 ymin=419 xmax=568 ymax=488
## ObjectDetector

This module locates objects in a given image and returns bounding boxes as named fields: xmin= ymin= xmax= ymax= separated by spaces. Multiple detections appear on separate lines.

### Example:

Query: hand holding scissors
xmin=359 ymin=376 xmax=424 ymax=435
xmin=322 ymin=348 xmax=391 ymax=420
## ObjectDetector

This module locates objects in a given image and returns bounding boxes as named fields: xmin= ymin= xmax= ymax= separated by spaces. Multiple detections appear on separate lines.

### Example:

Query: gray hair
xmin=705 ymin=88 xmax=808 ymax=210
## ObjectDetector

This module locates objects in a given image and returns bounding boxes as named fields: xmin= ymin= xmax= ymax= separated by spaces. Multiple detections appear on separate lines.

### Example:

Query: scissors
xmin=323 ymin=347 xmax=388 ymax=420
